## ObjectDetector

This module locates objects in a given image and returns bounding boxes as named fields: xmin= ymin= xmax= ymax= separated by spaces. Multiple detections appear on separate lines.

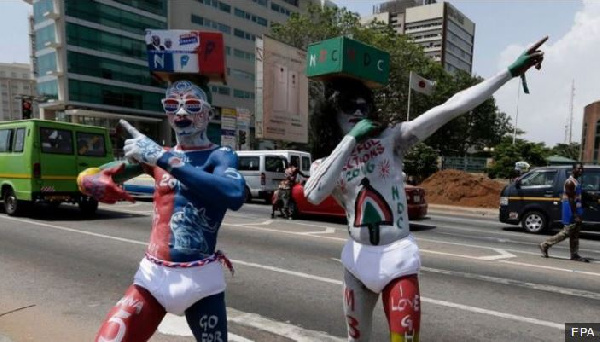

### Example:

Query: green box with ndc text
xmin=306 ymin=37 xmax=390 ymax=88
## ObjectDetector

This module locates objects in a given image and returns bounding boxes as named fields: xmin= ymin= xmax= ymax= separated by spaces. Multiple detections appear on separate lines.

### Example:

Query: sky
xmin=1 ymin=0 xmax=597 ymax=147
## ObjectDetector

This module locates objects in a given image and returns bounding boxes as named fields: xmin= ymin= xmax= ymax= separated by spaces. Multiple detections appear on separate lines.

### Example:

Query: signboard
xmin=236 ymin=108 xmax=251 ymax=150
xmin=306 ymin=36 xmax=390 ymax=88
xmin=145 ymin=29 xmax=226 ymax=83
xmin=221 ymin=108 xmax=237 ymax=148
xmin=255 ymin=35 xmax=308 ymax=144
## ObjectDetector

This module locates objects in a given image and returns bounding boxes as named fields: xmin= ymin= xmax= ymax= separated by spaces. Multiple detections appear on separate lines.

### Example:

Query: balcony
xmin=45 ymin=69 xmax=64 ymax=77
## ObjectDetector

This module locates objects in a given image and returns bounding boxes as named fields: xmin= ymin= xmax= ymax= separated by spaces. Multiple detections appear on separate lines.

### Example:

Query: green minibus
xmin=0 ymin=119 xmax=114 ymax=216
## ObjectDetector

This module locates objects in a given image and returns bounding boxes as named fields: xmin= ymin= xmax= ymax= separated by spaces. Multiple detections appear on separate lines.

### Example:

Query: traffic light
xmin=238 ymin=130 xmax=246 ymax=146
xmin=21 ymin=98 xmax=32 ymax=120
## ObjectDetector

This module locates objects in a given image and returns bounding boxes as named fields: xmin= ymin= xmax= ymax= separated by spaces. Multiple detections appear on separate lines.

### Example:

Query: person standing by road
xmin=305 ymin=37 xmax=547 ymax=341
xmin=540 ymin=162 xmax=590 ymax=262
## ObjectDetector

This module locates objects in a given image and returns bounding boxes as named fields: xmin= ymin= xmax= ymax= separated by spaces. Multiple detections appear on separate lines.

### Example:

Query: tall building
xmin=168 ymin=0 xmax=323 ymax=146
xmin=0 ymin=63 xmax=36 ymax=121
xmin=362 ymin=0 xmax=475 ymax=74
xmin=580 ymin=100 xmax=600 ymax=164
xmin=27 ymin=0 xmax=170 ymax=149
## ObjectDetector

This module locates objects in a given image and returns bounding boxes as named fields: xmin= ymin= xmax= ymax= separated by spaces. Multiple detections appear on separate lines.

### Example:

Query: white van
xmin=252 ymin=150 xmax=312 ymax=177
xmin=236 ymin=151 xmax=288 ymax=202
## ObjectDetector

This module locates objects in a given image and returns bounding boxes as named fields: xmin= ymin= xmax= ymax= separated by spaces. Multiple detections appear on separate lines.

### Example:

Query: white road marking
xmin=420 ymin=266 xmax=600 ymax=301
xmin=477 ymin=249 xmax=516 ymax=261
xmin=0 ymin=214 xmax=591 ymax=332
xmin=298 ymin=227 xmax=336 ymax=235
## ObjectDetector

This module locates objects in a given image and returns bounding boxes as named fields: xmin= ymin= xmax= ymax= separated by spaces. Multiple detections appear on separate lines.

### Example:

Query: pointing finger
xmin=119 ymin=120 xmax=142 ymax=138
xmin=527 ymin=36 xmax=548 ymax=54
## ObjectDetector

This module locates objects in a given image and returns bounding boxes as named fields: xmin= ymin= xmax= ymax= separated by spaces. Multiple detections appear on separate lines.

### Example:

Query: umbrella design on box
xmin=353 ymin=178 xmax=393 ymax=245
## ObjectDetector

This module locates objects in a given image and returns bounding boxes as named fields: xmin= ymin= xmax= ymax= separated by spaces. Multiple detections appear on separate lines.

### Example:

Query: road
xmin=0 ymin=201 xmax=599 ymax=342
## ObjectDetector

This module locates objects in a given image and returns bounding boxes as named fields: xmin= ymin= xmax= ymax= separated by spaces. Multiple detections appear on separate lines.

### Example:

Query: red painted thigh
xmin=382 ymin=275 xmax=420 ymax=342
xmin=95 ymin=284 xmax=166 ymax=342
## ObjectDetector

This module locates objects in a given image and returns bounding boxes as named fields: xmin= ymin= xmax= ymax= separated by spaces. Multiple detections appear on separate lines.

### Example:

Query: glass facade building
xmin=31 ymin=0 xmax=170 ymax=149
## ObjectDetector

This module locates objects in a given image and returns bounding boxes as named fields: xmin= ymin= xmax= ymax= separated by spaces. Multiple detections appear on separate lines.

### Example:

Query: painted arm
xmin=394 ymin=36 xmax=547 ymax=151
xmin=304 ymin=120 xmax=380 ymax=204
xmin=156 ymin=147 xmax=246 ymax=211
xmin=77 ymin=161 xmax=143 ymax=204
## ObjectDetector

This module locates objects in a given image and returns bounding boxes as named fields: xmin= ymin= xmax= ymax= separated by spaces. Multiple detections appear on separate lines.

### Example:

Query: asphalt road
xmin=0 ymin=201 xmax=599 ymax=342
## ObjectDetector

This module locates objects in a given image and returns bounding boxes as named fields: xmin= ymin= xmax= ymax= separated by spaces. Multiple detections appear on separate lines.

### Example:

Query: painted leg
xmin=382 ymin=274 xmax=420 ymax=342
xmin=343 ymin=269 xmax=379 ymax=342
xmin=95 ymin=284 xmax=166 ymax=342
xmin=543 ymin=225 xmax=570 ymax=248
xmin=186 ymin=292 xmax=227 ymax=342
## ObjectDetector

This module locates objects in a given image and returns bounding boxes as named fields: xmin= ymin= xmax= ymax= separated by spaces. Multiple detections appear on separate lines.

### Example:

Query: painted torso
xmin=146 ymin=147 xmax=227 ymax=262
xmin=334 ymin=129 xmax=409 ymax=246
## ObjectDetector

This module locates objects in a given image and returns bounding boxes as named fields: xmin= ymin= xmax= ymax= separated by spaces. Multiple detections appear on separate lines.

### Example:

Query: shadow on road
xmin=0 ymin=203 xmax=146 ymax=221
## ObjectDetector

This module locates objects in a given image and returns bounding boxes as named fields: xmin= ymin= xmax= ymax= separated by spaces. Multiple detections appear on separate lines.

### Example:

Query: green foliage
xmin=550 ymin=143 xmax=581 ymax=161
xmin=403 ymin=143 xmax=439 ymax=183
xmin=270 ymin=4 xmax=515 ymax=158
xmin=488 ymin=137 xmax=551 ymax=178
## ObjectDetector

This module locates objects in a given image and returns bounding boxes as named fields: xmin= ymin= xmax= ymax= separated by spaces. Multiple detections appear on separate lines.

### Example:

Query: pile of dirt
xmin=420 ymin=169 xmax=506 ymax=208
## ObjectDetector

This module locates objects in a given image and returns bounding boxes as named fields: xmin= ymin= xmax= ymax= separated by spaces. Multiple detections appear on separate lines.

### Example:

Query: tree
xmin=550 ymin=143 xmax=581 ymax=161
xmin=270 ymin=4 xmax=514 ymax=158
xmin=488 ymin=137 xmax=551 ymax=178
xmin=403 ymin=143 xmax=439 ymax=183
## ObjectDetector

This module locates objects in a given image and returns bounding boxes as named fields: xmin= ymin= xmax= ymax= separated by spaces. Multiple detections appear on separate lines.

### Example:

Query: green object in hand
xmin=509 ymin=53 xmax=531 ymax=94
xmin=348 ymin=119 xmax=378 ymax=142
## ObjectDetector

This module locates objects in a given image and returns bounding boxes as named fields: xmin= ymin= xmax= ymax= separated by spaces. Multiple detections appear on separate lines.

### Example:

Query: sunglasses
xmin=339 ymin=100 xmax=371 ymax=115
xmin=161 ymin=97 xmax=208 ymax=115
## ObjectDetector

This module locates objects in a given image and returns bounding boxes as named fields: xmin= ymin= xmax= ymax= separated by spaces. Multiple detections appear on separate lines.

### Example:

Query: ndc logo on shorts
xmin=179 ymin=33 xmax=199 ymax=46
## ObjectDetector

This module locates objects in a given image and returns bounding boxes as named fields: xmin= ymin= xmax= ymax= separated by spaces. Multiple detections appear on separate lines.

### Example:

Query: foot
xmin=570 ymin=254 xmax=590 ymax=262
xmin=539 ymin=243 xmax=549 ymax=258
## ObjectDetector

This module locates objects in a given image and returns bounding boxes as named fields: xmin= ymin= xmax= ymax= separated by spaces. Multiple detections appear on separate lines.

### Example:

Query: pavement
xmin=0 ymin=202 xmax=498 ymax=342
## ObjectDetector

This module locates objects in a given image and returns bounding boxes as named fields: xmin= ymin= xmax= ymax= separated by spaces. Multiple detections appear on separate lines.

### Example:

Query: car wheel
xmin=244 ymin=186 xmax=252 ymax=203
xmin=287 ymin=200 xmax=299 ymax=219
xmin=79 ymin=197 xmax=99 ymax=216
xmin=4 ymin=188 xmax=30 ymax=216
xmin=521 ymin=210 xmax=546 ymax=234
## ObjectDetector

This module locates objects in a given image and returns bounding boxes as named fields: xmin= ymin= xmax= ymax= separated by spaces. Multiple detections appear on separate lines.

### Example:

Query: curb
xmin=427 ymin=203 xmax=498 ymax=217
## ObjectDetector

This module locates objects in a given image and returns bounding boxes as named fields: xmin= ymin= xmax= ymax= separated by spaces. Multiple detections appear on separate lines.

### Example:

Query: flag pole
xmin=406 ymin=72 xmax=412 ymax=121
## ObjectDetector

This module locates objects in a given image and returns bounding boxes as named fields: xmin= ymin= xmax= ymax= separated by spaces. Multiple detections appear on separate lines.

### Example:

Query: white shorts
xmin=133 ymin=257 xmax=226 ymax=316
xmin=341 ymin=234 xmax=421 ymax=293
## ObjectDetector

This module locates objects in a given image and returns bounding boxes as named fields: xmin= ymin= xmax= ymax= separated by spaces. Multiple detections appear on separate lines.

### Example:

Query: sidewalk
xmin=0 ymin=335 xmax=14 ymax=342
xmin=427 ymin=203 xmax=498 ymax=218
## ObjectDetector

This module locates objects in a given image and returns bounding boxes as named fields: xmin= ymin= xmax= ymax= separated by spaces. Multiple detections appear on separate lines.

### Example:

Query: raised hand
xmin=121 ymin=119 xmax=164 ymax=166
xmin=508 ymin=36 xmax=547 ymax=77
xmin=348 ymin=119 xmax=383 ymax=143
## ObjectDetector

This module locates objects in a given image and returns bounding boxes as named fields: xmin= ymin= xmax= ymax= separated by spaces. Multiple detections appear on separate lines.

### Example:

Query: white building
xmin=362 ymin=1 xmax=475 ymax=74
xmin=0 ymin=63 xmax=36 ymax=121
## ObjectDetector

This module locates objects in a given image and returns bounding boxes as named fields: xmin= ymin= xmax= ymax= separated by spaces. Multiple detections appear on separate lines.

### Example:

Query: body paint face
xmin=336 ymin=97 xmax=370 ymax=135
xmin=163 ymin=81 xmax=211 ymax=138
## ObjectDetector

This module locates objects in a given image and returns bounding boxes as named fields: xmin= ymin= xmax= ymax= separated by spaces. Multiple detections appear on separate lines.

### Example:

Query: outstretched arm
xmin=77 ymin=161 xmax=144 ymax=204
xmin=156 ymin=147 xmax=246 ymax=211
xmin=394 ymin=36 xmax=547 ymax=151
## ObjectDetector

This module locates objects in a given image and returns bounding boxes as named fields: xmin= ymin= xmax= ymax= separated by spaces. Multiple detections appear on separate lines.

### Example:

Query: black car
xmin=499 ymin=165 xmax=600 ymax=233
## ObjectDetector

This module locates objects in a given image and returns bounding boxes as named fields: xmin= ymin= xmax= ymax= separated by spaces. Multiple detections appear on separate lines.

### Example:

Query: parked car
xmin=499 ymin=165 xmax=600 ymax=233
xmin=0 ymin=119 xmax=114 ymax=216
xmin=275 ymin=182 xmax=428 ymax=220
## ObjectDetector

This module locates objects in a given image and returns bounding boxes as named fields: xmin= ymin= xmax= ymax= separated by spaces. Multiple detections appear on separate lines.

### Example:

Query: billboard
xmin=255 ymin=35 xmax=308 ymax=143
xmin=221 ymin=108 xmax=237 ymax=148
xmin=145 ymin=29 xmax=226 ymax=83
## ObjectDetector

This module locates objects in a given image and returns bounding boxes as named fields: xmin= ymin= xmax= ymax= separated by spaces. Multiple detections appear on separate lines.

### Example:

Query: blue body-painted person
xmin=77 ymin=80 xmax=246 ymax=341
xmin=540 ymin=162 xmax=589 ymax=262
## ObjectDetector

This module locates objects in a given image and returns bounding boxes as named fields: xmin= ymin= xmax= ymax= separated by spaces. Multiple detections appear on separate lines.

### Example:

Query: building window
xmin=281 ymin=0 xmax=298 ymax=6
xmin=218 ymin=2 xmax=231 ymax=13
xmin=252 ymin=0 xmax=267 ymax=6
xmin=233 ymin=89 xmax=255 ymax=99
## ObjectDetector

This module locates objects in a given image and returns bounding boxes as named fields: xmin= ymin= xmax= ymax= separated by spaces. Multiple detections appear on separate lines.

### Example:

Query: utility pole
xmin=568 ymin=79 xmax=575 ymax=144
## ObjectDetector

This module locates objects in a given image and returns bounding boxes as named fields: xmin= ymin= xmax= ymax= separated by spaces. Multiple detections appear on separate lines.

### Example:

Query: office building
xmin=169 ymin=0 xmax=324 ymax=145
xmin=27 ymin=0 xmax=170 ymax=149
xmin=581 ymin=100 xmax=600 ymax=164
xmin=0 ymin=63 xmax=36 ymax=121
xmin=362 ymin=0 xmax=475 ymax=74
